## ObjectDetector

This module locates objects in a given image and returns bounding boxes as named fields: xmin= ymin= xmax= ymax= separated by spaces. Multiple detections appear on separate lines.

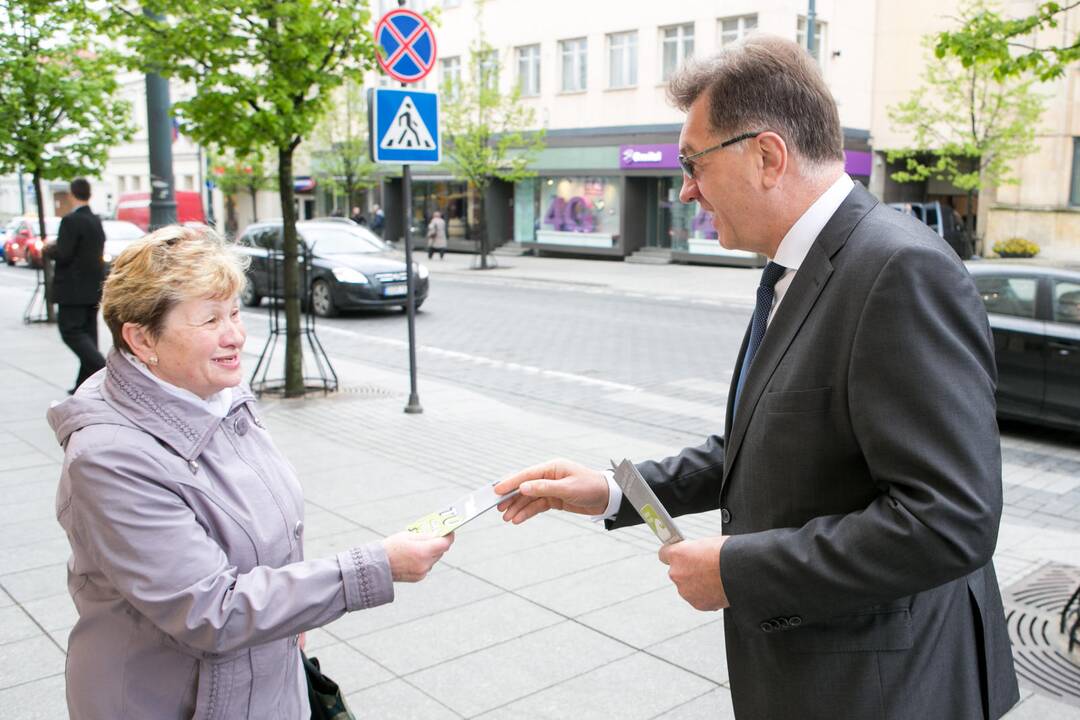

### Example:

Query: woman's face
xmin=148 ymin=295 xmax=246 ymax=399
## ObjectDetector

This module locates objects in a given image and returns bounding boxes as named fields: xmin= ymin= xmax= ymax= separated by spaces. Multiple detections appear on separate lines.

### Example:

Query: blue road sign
xmin=370 ymin=88 xmax=440 ymax=165
xmin=375 ymin=9 xmax=437 ymax=84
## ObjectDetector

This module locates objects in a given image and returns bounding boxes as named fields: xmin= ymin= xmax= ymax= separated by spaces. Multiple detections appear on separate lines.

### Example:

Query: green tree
xmin=110 ymin=0 xmax=378 ymax=396
xmin=887 ymin=5 xmax=1045 ymax=250
xmin=310 ymin=79 xmax=378 ymax=215
xmin=212 ymin=151 xmax=276 ymax=238
xmin=0 ymin=0 xmax=133 ymax=321
xmin=441 ymin=2 xmax=545 ymax=269
xmin=935 ymin=1 xmax=1080 ymax=81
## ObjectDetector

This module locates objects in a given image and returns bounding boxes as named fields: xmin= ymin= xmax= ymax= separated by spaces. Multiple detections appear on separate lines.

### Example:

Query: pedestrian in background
xmin=350 ymin=205 xmax=365 ymax=225
xmin=496 ymin=34 xmax=1017 ymax=720
xmin=426 ymin=210 xmax=447 ymax=260
xmin=48 ymin=225 xmax=453 ymax=719
xmin=371 ymin=203 xmax=385 ymax=236
xmin=45 ymin=178 xmax=106 ymax=394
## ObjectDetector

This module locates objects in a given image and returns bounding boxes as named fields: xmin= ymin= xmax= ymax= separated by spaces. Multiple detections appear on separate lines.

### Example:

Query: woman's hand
xmin=382 ymin=531 xmax=454 ymax=582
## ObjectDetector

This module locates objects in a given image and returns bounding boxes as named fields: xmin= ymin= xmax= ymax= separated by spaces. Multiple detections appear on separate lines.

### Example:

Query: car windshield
xmin=299 ymin=225 xmax=387 ymax=254
xmin=103 ymin=222 xmax=145 ymax=241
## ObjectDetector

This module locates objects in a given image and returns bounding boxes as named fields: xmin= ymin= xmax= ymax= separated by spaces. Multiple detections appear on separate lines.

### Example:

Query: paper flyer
xmin=611 ymin=458 xmax=684 ymax=545
xmin=406 ymin=481 xmax=521 ymax=536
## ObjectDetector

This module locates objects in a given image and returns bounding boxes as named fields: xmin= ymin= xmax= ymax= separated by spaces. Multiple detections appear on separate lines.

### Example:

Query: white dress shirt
xmin=595 ymin=173 xmax=856 ymax=520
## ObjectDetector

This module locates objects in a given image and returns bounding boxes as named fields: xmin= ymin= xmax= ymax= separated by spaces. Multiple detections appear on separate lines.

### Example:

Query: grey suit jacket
xmin=610 ymin=185 xmax=1019 ymax=719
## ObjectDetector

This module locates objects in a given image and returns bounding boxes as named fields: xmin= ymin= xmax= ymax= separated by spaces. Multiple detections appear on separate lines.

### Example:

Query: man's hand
xmin=382 ymin=531 xmax=454 ymax=582
xmin=658 ymin=536 xmax=730 ymax=611
xmin=494 ymin=458 xmax=609 ymax=524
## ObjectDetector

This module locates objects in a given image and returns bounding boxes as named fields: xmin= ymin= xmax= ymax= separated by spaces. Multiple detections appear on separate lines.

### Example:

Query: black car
xmin=966 ymin=262 xmax=1080 ymax=430
xmin=237 ymin=220 xmax=429 ymax=317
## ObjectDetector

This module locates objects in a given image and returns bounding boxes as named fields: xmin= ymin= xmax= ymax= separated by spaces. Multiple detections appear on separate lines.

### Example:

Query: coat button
xmin=294 ymin=520 xmax=304 ymax=539
xmin=720 ymin=508 xmax=731 ymax=523
xmin=235 ymin=416 xmax=250 ymax=435
xmin=789 ymin=615 xmax=803 ymax=627
xmin=760 ymin=621 xmax=774 ymax=633
xmin=776 ymin=617 xmax=790 ymax=630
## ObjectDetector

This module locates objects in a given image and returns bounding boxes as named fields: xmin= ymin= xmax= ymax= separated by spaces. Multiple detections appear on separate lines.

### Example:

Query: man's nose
xmin=679 ymin=174 xmax=700 ymax=204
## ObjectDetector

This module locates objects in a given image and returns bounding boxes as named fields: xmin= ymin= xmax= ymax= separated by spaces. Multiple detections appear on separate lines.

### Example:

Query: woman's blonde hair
xmin=102 ymin=225 xmax=250 ymax=353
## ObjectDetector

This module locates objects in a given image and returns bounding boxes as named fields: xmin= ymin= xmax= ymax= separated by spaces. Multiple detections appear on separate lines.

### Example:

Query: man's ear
xmin=757 ymin=132 xmax=788 ymax=189
xmin=121 ymin=322 xmax=157 ymax=365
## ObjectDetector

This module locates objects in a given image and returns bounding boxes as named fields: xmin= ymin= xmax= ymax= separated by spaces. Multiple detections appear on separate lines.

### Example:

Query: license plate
xmin=383 ymin=283 xmax=408 ymax=297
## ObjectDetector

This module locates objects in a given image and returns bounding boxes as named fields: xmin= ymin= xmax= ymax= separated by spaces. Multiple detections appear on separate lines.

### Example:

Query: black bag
xmin=303 ymin=652 xmax=356 ymax=720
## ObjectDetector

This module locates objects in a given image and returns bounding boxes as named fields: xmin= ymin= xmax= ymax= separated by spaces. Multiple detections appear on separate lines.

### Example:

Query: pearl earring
xmin=149 ymin=356 xmax=159 ymax=366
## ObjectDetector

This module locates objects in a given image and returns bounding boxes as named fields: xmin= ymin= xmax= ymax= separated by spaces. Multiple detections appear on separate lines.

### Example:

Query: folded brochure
xmin=611 ymin=458 xmax=684 ymax=545
xmin=406 ymin=481 xmax=521 ymax=536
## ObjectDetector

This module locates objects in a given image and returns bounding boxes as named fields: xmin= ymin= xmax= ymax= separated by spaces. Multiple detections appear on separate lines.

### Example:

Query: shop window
xmin=607 ymin=31 xmax=637 ymax=89
xmin=516 ymin=44 xmax=540 ymax=97
xmin=719 ymin=14 xmax=757 ymax=47
xmin=796 ymin=16 xmax=827 ymax=63
xmin=538 ymin=176 xmax=620 ymax=247
xmin=661 ymin=23 xmax=694 ymax=82
xmin=560 ymin=37 xmax=587 ymax=92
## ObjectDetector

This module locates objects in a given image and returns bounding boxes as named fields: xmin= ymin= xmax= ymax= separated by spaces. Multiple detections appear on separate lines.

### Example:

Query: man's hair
xmin=70 ymin=178 xmax=91 ymax=201
xmin=667 ymin=35 xmax=844 ymax=166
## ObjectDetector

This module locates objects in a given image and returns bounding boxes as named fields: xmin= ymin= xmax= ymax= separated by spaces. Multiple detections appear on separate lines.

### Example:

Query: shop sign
xmin=619 ymin=144 xmax=681 ymax=170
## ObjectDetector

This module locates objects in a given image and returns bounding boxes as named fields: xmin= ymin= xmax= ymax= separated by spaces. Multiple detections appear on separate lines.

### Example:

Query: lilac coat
xmin=48 ymin=351 xmax=393 ymax=719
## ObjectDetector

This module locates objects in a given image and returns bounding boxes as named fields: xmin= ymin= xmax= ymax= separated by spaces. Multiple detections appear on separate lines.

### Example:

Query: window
xmin=1053 ymin=281 xmax=1080 ymax=324
xmin=516 ymin=44 xmax=540 ymax=96
xmin=797 ymin=16 xmax=827 ymax=63
xmin=118 ymin=176 xmax=127 ymax=193
xmin=607 ymin=31 xmax=637 ymax=88
xmin=539 ymin=176 xmax=621 ymax=240
xmin=719 ymin=14 xmax=757 ymax=47
xmin=661 ymin=24 xmax=694 ymax=81
xmin=974 ymin=276 xmax=1038 ymax=318
xmin=1070 ymin=137 xmax=1080 ymax=206
xmin=440 ymin=56 xmax=461 ymax=97
xmin=560 ymin=37 xmax=587 ymax=92
xmin=477 ymin=50 xmax=498 ymax=91
xmin=131 ymin=175 xmax=142 ymax=191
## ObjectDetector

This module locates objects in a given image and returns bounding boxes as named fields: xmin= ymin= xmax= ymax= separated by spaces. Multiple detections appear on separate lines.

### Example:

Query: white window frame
xmin=516 ymin=44 xmax=541 ymax=97
xmin=660 ymin=23 xmax=694 ymax=82
xmin=607 ymin=30 xmax=638 ymax=89
xmin=796 ymin=16 xmax=827 ymax=64
xmin=718 ymin=14 xmax=758 ymax=47
xmin=440 ymin=56 xmax=461 ymax=97
xmin=560 ymin=37 xmax=587 ymax=93
xmin=477 ymin=49 xmax=498 ymax=91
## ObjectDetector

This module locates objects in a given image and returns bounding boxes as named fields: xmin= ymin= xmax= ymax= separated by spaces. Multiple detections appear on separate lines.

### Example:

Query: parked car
xmin=102 ymin=220 xmax=147 ymax=273
xmin=889 ymin=201 xmax=973 ymax=259
xmin=236 ymin=220 xmax=430 ymax=317
xmin=0 ymin=218 xmax=20 ymax=262
xmin=3 ymin=216 xmax=61 ymax=267
xmin=113 ymin=191 xmax=206 ymax=232
xmin=966 ymin=262 xmax=1080 ymax=431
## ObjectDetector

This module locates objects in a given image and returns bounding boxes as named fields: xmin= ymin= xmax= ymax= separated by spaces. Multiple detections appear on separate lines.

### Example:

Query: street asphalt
xmin=0 ymin=253 xmax=1078 ymax=718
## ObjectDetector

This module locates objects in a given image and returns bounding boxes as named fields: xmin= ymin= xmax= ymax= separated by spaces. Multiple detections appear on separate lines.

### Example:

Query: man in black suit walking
xmin=495 ymin=35 xmax=1018 ymax=719
xmin=47 ymin=178 xmax=106 ymax=393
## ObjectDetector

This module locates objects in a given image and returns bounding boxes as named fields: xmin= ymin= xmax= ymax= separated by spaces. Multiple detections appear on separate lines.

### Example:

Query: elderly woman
xmin=48 ymin=225 xmax=453 ymax=719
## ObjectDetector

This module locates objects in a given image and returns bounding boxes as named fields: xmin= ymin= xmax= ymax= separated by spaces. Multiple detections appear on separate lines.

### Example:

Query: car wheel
xmin=311 ymin=279 xmax=337 ymax=318
xmin=240 ymin=280 xmax=262 ymax=307
xmin=4 ymin=256 xmax=12 ymax=266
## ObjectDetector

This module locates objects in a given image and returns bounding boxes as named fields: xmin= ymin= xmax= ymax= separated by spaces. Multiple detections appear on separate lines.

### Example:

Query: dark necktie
xmin=733 ymin=261 xmax=787 ymax=418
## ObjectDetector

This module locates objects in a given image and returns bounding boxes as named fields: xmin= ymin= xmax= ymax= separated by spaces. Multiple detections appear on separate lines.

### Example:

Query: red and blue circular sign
xmin=375 ymin=9 xmax=437 ymax=84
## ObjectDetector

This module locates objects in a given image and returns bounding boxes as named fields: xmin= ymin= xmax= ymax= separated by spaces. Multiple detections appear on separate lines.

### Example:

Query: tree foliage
xmin=935 ymin=1 xmax=1080 ymax=81
xmin=309 ymin=79 xmax=378 ymax=212
xmin=211 ymin=151 xmax=276 ymax=237
xmin=441 ymin=1 xmax=545 ymax=266
xmin=0 ymin=0 xmax=133 ymax=320
xmin=109 ymin=0 xmax=379 ymax=396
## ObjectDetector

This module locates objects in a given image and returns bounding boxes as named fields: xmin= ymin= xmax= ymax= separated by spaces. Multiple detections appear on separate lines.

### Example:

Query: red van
xmin=114 ymin=191 xmax=206 ymax=231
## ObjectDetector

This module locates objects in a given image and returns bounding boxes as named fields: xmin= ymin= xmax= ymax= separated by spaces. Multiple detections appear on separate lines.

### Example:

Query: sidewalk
xmin=1 ymin=266 xmax=1079 ymax=718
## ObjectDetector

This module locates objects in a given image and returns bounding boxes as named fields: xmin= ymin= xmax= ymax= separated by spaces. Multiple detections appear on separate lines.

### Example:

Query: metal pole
xmin=402 ymin=162 xmax=423 ymax=414
xmin=806 ymin=0 xmax=817 ymax=59
xmin=16 ymin=166 xmax=25 ymax=215
xmin=144 ymin=9 xmax=176 ymax=230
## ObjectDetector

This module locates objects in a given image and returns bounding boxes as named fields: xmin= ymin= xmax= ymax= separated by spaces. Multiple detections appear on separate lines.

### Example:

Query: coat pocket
xmin=763 ymin=386 xmax=832 ymax=414
xmin=778 ymin=608 xmax=913 ymax=653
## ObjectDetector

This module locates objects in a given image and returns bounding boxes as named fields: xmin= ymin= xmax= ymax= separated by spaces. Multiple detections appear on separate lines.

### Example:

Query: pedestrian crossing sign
xmin=369 ymin=88 xmax=440 ymax=164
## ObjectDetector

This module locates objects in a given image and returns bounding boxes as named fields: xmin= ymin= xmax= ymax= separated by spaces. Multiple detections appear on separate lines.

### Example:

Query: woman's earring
xmin=149 ymin=356 xmax=159 ymax=366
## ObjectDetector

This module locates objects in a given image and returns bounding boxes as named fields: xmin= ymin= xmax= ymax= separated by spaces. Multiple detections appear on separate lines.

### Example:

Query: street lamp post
xmin=144 ymin=9 xmax=177 ymax=231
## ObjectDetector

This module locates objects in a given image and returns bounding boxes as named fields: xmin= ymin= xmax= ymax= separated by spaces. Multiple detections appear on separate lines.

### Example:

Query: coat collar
xmin=101 ymin=349 xmax=256 ymax=461
xmin=722 ymin=183 xmax=878 ymax=487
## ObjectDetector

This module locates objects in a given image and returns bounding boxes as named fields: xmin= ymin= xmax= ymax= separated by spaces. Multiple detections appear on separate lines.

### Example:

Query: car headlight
xmin=332 ymin=267 xmax=369 ymax=284
xmin=33 ymin=240 xmax=43 ymax=250
xmin=415 ymin=263 xmax=429 ymax=279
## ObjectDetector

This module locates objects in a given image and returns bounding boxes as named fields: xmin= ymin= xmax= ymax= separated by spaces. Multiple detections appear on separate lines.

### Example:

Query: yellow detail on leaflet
xmin=641 ymin=504 xmax=674 ymax=543
xmin=407 ymin=509 xmax=463 ymax=536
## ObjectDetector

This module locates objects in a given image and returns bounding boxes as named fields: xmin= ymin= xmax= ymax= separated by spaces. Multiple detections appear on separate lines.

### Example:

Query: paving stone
xmin=646 ymin=618 xmax=728 ymax=685
xmin=345 ymin=679 xmax=462 ymax=720
xmin=408 ymin=620 xmax=634 ymax=717
xmin=516 ymin=551 xmax=671 ymax=618
xmin=653 ymin=687 xmax=737 ymax=720
xmin=0 ymin=563 xmax=67 ymax=604
xmin=0 ymin=636 xmax=66 ymax=688
xmin=459 ymin=532 xmax=638 ymax=591
xmin=577 ymin=586 xmax=718 ymax=650
xmin=0 ymin=673 xmax=67 ymax=720
xmin=306 ymin=641 xmax=393 ymax=694
xmin=0 ymin=606 xmax=42 ymax=645
xmin=21 ymin=593 xmax=77 ymax=632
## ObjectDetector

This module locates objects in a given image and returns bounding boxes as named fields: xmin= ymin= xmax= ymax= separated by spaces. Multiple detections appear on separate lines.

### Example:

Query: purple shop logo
xmin=619 ymin=143 xmax=680 ymax=170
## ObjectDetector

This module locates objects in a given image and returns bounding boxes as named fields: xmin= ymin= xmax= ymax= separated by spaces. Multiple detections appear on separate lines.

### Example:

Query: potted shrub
xmin=992 ymin=237 xmax=1040 ymax=258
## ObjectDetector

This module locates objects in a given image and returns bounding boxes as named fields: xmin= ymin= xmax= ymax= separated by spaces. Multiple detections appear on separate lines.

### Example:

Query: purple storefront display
xmin=619 ymin=144 xmax=681 ymax=170
xmin=844 ymin=150 xmax=872 ymax=177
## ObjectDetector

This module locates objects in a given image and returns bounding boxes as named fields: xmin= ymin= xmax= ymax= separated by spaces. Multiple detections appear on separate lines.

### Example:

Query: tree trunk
xmin=225 ymin=194 xmax=238 ymax=239
xmin=33 ymin=168 xmax=56 ymax=322
xmin=965 ymin=188 xmax=979 ymax=256
xmin=278 ymin=146 xmax=304 ymax=397
xmin=249 ymin=184 xmax=259 ymax=222
xmin=477 ymin=184 xmax=488 ymax=269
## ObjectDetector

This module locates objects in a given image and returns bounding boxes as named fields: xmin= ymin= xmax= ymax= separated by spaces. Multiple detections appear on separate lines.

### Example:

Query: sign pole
xmin=402 ymin=158 xmax=422 ymax=414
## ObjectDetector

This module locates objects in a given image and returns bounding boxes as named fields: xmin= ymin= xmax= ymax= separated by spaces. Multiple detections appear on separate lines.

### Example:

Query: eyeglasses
xmin=678 ymin=130 xmax=764 ymax=179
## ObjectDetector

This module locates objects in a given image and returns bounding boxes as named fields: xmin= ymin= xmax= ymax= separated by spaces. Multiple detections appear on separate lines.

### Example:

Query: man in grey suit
xmin=495 ymin=35 xmax=1019 ymax=719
